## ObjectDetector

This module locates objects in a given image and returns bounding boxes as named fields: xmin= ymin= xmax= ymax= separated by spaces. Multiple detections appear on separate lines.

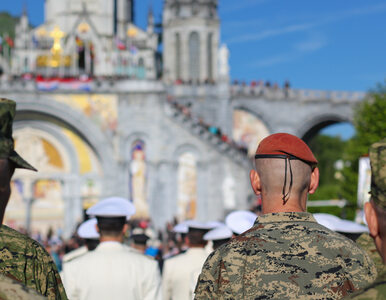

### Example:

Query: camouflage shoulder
xmin=0 ymin=225 xmax=48 ymax=256
xmin=356 ymin=233 xmax=384 ymax=274
xmin=345 ymin=269 xmax=386 ymax=300
xmin=0 ymin=225 xmax=68 ymax=300
xmin=194 ymin=244 xmax=234 ymax=299
xmin=0 ymin=274 xmax=47 ymax=299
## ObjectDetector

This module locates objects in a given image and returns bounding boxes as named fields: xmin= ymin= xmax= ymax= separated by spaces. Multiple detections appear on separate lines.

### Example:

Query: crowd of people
xmin=0 ymin=98 xmax=384 ymax=299
xmin=168 ymin=97 xmax=249 ymax=155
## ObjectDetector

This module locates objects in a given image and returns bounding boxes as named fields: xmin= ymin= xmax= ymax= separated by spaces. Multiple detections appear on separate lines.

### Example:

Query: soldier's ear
xmin=308 ymin=167 xmax=319 ymax=194
xmin=364 ymin=201 xmax=379 ymax=239
xmin=95 ymin=224 xmax=100 ymax=233
xmin=122 ymin=223 xmax=129 ymax=234
xmin=250 ymin=169 xmax=261 ymax=195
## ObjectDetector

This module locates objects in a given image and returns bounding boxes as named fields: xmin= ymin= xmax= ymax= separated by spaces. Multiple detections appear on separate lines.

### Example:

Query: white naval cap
xmin=185 ymin=220 xmax=221 ymax=231
xmin=173 ymin=220 xmax=220 ymax=233
xmin=204 ymin=224 xmax=233 ymax=241
xmin=313 ymin=213 xmax=368 ymax=233
xmin=77 ymin=218 xmax=100 ymax=239
xmin=225 ymin=210 xmax=257 ymax=235
xmin=173 ymin=221 xmax=190 ymax=234
xmin=86 ymin=196 xmax=136 ymax=220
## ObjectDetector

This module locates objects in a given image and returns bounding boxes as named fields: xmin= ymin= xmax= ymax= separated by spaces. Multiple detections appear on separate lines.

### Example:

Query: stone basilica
xmin=0 ymin=0 xmax=365 ymax=237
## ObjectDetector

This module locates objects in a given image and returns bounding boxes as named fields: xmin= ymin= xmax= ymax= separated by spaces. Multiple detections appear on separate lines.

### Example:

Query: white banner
xmin=357 ymin=156 xmax=371 ymax=208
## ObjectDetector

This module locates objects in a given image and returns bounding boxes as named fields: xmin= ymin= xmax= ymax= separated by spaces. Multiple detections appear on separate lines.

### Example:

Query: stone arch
xmin=123 ymin=131 xmax=151 ymax=162
xmin=231 ymin=106 xmax=271 ymax=155
xmin=13 ymin=120 xmax=80 ymax=174
xmin=14 ymin=97 xmax=116 ymax=179
xmin=297 ymin=114 xmax=353 ymax=143
xmin=232 ymin=105 xmax=273 ymax=133
xmin=173 ymin=143 xmax=202 ymax=161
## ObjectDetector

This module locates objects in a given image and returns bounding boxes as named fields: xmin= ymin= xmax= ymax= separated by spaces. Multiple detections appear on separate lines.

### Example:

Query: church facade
xmin=0 ymin=0 xmax=364 ymax=238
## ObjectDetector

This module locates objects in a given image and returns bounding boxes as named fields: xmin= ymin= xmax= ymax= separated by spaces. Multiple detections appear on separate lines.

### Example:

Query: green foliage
xmin=309 ymin=184 xmax=341 ymax=201
xmin=0 ymin=12 xmax=19 ymax=39
xmin=340 ymin=81 xmax=386 ymax=214
xmin=307 ymin=135 xmax=349 ymax=217
xmin=309 ymin=135 xmax=346 ymax=186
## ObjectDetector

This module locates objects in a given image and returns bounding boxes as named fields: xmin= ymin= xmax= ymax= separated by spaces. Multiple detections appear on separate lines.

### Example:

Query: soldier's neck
xmin=100 ymin=235 xmax=123 ymax=243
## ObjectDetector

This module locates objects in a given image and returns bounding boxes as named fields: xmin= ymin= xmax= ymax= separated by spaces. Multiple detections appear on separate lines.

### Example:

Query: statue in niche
xmin=218 ymin=44 xmax=230 ymax=79
xmin=130 ymin=141 xmax=149 ymax=218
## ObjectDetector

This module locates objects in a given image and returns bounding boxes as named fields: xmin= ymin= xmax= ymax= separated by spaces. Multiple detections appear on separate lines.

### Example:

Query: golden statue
xmin=49 ymin=26 xmax=66 ymax=67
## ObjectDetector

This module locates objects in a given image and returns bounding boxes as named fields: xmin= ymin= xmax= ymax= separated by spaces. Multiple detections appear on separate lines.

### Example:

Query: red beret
xmin=255 ymin=133 xmax=318 ymax=165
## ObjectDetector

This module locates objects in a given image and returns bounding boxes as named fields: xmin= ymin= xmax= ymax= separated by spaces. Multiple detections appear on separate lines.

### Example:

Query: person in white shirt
xmin=162 ymin=220 xmax=216 ymax=300
xmin=62 ymin=197 xmax=161 ymax=300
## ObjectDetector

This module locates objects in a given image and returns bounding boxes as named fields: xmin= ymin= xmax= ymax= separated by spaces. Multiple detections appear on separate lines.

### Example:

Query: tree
xmin=0 ymin=12 xmax=19 ymax=39
xmin=340 ymin=81 xmax=386 ymax=218
xmin=308 ymin=135 xmax=347 ymax=216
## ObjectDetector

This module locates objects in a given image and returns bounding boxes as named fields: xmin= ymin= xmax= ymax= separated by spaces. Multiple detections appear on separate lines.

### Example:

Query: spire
xmin=22 ymin=0 xmax=27 ymax=16
xmin=147 ymin=2 xmax=154 ymax=34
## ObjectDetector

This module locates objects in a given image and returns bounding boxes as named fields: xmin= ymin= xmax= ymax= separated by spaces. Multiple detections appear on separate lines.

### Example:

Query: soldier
xmin=163 ymin=220 xmax=215 ymax=300
xmin=195 ymin=133 xmax=376 ymax=299
xmin=203 ymin=224 xmax=232 ymax=250
xmin=62 ymin=197 xmax=161 ymax=300
xmin=225 ymin=210 xmax=257 ymax=235
xmin=62 ymin=218 xmax=100 ymax=265
xmin=130 ymin=228 xmax=150 ymax=254
xmin=348 ymin=138 xmax=386 ymax=299
xmin=0 ymin=98 xmax=67 ymax=299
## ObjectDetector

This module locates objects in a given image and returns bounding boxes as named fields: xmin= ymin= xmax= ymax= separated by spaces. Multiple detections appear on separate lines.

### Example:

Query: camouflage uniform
xmin=194 ymin=212 xmax=376 ymax=300
xmin=0 ymin=225 xmax=68 ymax=299
xmin=356 ymin=233 xmax=384 ymax=274
xmin=0 ymin=274 xmax=47 ymax=299
xmin=346 ymin=138 xmax=386 ymax=299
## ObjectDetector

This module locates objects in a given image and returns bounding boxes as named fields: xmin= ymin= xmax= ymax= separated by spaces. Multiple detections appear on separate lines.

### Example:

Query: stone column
xmin=181 ymin=32 xmax=189 ymax=82
xmin=200 ymin=30 xmax=207 ymax=83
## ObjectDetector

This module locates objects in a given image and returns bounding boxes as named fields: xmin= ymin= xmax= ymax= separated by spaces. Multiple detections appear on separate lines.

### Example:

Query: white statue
xmin=218 ymin=44 xmax=230 ymax=79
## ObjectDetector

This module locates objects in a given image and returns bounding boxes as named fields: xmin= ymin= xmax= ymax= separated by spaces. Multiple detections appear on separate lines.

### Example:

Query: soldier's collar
xmin=256 ymin=212 xmax=316 ymax=224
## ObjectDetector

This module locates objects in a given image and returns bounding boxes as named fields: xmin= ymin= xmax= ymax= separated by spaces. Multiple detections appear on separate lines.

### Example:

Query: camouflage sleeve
xmin=0 ymin=226 xmax=68 ymax=300
xmin=356 ymin=233 xmax=384 ymax=275
xmin=0 ymin=274 xmax=47 ymax=300
xmin=345 ymin=270 xmax=386 ymax=300
xmin=194 ymin=251 xmax=220 ymax=299
xmin=30 ymin=244 xmax=68 ymax=300
xmin=194 ymin=250 xmax=233 ymax=299
xmin=343 ymin=241 xmax=378 ymax=290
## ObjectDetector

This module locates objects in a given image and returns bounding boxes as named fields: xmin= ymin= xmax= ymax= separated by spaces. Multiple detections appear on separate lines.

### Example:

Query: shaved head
xmin=252 ymin=158 xmax=316 ymax=213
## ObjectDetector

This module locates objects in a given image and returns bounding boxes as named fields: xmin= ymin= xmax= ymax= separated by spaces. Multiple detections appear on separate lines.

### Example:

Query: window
xmin=175 ymin=33 xmax=181 ymax=79
xmin=189 ymin=32 xmax=200 ymax=82
xmin=207 ymin=33 xmax=213 ymax=81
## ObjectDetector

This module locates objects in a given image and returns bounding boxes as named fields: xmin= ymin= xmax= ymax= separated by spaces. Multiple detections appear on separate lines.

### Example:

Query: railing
xmin=164 ymin=100 xmax=251 ymax=167
xmin=230 ymin=85 xmax=366 ymax=102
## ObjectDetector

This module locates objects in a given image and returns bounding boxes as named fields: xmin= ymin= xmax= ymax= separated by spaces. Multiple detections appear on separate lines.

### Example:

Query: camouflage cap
xmin=369 ymin=138 xmax=386 ymax=209
xmin=0 ymin=98 xmax=37 ymax=171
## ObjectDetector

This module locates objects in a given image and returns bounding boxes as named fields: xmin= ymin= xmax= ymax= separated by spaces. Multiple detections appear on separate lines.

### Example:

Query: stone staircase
xmin=164 ymin=100 xmax=251 ymax=168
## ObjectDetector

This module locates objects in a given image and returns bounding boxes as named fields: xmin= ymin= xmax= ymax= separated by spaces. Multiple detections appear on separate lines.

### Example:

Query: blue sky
xmin=2 ymin=0 xmax=384 ymax=139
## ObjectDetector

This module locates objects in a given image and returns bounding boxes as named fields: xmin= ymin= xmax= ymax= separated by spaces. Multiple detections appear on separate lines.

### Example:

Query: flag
xmin=129 ymin=45 xmax=138 ymax=55
xmin=32 ymin=34 xmax=39 ymax=48
xmin=115 ymin=37 xmax=126 ymax=50
xmin=35 ymin=76 xmax=93 ymax=92
xmin=5 ymin=36 xmax=14 ymax=48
